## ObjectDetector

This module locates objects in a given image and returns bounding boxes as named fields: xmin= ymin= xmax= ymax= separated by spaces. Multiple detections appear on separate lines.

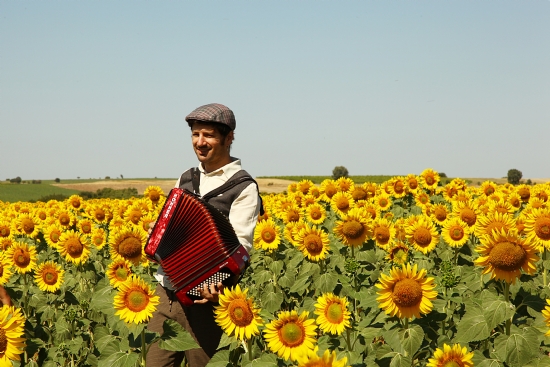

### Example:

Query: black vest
xmin=178 ymin=168 xmax=258 ymax=218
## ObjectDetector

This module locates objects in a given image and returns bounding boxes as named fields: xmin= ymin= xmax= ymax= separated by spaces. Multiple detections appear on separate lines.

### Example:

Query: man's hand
xmin=194 ymin=282 xmax=224 ymax=304
xmin=148 ymin=222 xmax=156 ymax=237
xmin=0 ymin=285 xmax=12 ymax=307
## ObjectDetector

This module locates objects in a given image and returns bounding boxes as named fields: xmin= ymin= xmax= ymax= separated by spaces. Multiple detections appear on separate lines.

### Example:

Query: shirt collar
xmin=198 ymin=157 xmax=242 ymax=179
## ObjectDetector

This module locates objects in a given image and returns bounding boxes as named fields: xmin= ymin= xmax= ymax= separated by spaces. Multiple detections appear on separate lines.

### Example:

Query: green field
xmin=0 ymin=182 xmax=81 ymax=202
xmin=258 ymin=175 xmax=397 ymax=184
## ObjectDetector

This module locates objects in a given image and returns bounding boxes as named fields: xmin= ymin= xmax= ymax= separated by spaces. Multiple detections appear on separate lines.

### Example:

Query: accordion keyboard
xmin=187 ymin=271 xmax=232 ymax=297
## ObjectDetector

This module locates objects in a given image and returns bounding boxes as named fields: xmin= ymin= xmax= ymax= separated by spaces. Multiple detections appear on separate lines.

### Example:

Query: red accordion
xmin=145 ymin=188 xmax=250 ymax=306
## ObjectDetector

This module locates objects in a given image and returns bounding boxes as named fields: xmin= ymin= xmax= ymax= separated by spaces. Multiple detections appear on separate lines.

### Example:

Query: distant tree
xmin=77 ymin=176 xmax=80 ymax=179
xmin=121 ymin=174 xmax=124 ymax=179
xmin=332 ymin=166 xmax=349 ymax=180
xmin=105 ymin=176 xmax=111 ymax=180
xmin=439 ymin=172 xmax=447 ymax=178
xmin=526 ymin=179 xmax=533 ymax=185
xmin=54 ymin=178 xmax=61 ymax=183
xmin=507 ymin=169 xmax=522 ymax=185
xmin=10 ymin=176 xmax=21 ymax=184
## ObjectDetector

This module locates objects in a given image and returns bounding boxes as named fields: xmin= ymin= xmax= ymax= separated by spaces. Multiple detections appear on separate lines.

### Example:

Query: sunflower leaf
xmin=97 ymin=350 xmax=140 ymax=367
xmin=493 ymin=328 xmax=541 ymax=367
xmin=315 ymin=273 xmax=338 ymax=294
xmin=242 ymin=353 xmax=278 ymax=367
xmin=205 ymin=350 xmax=231 ymax=367
xmin=483 ymin=299 xmax=515 ymax=331
xmin=158 ymin=319 xmax=200 ymax=352
xmin=390 ymin=353 xmax=413 ymax=367
xmin=289 ymin=275 xmax=310 ymax=294
xmin=399 ymin=325 xmax=424 ymax=357
xmin=455 ymin=307 xmax=490 ymax=343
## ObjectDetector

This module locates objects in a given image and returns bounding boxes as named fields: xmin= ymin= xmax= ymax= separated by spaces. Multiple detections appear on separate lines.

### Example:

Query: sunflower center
xmin=325 ymin=303 xmax=344 ymax=324
xmin=43 ymin=268 xmax=59 ymax=285
xmin=366 ymin=208 xmax=377 ymax=220
xmin=342 ymin=220 xmax=364 ymax=239
xmin=325 ymin=187 xmax=337 ymax=199
xmin=418 ymin=194 xmax=429 ymax=205
xmin=228 ymin=299 xmax=254 ymax=327
xmin=119 ymin=236 xmax=142 ymax=259
xmin=0 ymin=226 xmax=9 ymax=238
xmin=94 ymin=209 xmax=106 ymax=221
xmin=115 ymin=266 xmax=129 ymax=281
xmin=396 ymin=227 xmax=406 ymax=241
xmin=392 ymin=278 xmax=422 ymax=307
xmin=485 ymin=221 xmax=505 ymax=235
xmin=38 ymin=212 xmax=47 ymax=220
xmin=413 ymin=228 xmax=432 ymax=247
xmin=488 ymin=241 xmax=526 ymax=271
xmin=310 ymin=208 xmax=322 ymax=220
xmin=335 ymin=197 xmax=349 ymax=211
xmin=434 ymin=208 xmax=447 ymax=222
xmin=352 ymin=188 xmax=368 ymax=201
xmin=426 ymin=176 xmax=435 ymax=185
xmin=149 ymin=192 xmax=160 ymax=202
xmin=129 ymin=210 xmax=142 ymax=225
xmin=450 ymin=226 xmax=465 ymax=241
xmin=81 ymin=223 xmax=92 ymax=234
xmin=304 ymin=234 xmax=323 ymax=255
xmin=93 ymin=236 xmax=103 ymax=246
xmin=20 ymin=217 xmax=34 ymax=234
xmin=408 ymin=179 xmax=418 ymax=190
xmin=394 ymin=182 xmax=404 ymax=194
xmin=261 ymin=227 xmax=276 ymax=243
xmin=518 ymin=188 xmax=530 ymax=201
xmin=125 ymin=289 xmax=148 ymax=312
xmin=535 ymin=217 xmax=550 ymax=240
xmin=14 ymin=248 xmax=31 ymax=268
xmin=279 ymin=321 xmax=304 ymax=347
xmin=65 ymin=238 xmax=84 ymax=257
xmin=485 ymin=187 xmax=495 ymax=196
xmin=443 ymin=359 xmax=464 ymax=367
xmin=0 ymin=328 xmax=7 ymax=354
xmin=287 ymin=210 xmax=300 ymax=223
xmin=379 ymin=198 xmax=388 ymax=207
xmin=374 ymin=226 xmax=390 ymax=244
xmin=460 ymin=208 xmax=476 ymax=226
xmin=59 ymin=214 xmax=71 ymax=226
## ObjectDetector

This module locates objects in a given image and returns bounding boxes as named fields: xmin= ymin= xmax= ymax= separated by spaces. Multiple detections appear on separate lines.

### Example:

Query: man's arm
xmin=228 ymin=183 xmax=261 ymax=253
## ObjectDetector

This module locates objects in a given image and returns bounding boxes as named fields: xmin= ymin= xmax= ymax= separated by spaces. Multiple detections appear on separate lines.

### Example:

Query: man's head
xmin=185 ymin=103 xmax=236 ymax=173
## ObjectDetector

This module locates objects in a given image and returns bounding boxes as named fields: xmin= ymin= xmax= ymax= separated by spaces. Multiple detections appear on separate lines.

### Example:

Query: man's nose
xmin=196 ymin=135 xmax=207 ymax=146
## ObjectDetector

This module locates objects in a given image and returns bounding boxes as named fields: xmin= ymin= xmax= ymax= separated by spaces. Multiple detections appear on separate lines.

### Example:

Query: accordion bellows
xmin=145 ymin=188 xmax=250 ymax=306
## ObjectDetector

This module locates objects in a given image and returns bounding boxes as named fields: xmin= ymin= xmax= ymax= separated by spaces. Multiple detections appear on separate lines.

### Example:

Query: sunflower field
xmin=1 ymin=170 xmax=550 ymax=367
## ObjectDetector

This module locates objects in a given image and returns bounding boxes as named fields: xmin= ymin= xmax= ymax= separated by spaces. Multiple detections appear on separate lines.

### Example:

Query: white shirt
xmin=155 ymin=158 xmax=260 ymax=288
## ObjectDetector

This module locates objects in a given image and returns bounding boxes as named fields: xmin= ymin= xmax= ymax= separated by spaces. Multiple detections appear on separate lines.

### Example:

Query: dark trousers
xmin=146 ymin=284 xmax=223 ymax=367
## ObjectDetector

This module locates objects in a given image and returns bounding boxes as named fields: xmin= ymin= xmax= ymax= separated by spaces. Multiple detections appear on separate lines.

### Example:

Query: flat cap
xmin=185 ymin=103 xmax=236 ymax=131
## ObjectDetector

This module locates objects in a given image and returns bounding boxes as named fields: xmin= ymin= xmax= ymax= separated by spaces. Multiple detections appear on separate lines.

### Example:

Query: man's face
xmin=191 ymin=122 xmax=233 ymax=171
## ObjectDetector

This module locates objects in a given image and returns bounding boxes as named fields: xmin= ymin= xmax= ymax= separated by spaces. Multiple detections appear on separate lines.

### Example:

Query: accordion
xmin=145 ymin=188 xmax=250 ymax=306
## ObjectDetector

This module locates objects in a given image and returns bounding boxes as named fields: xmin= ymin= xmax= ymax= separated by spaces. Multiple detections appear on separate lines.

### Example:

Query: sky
xmin=1 ymin=1 xmax=549 ymax=182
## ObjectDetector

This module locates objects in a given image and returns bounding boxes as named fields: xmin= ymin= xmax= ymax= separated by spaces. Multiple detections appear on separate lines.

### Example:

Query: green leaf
xmin=381 ymin=328 xmax=403 ymax=354
xmin=67 ymin=335 xmax=84 ymax=355
xmin=473 ymin=350 xmax=501 ymax=367
xmin=289 ymin=276 xmax=310 ymax=294
xmin=205 ymin=350 xmax=231 ymax=367
xmin=89 ymin=284 xmax=114 ymax=314
xmin=315 ymin=273 xmax=338 ymax=294
xmin=158 ymin=319 xmax=200 ymax=352
xmin=261 ymin=289 xmax=284 ymax=313
xmin=400 ymin=325 xmax=424 ymax=357
xmin=277 ymin=273 xmax=295 ymax=288
xmin=269 ymin=260 xmax=284 ymax=275
xmin=390 ymin=353 xmax=413 ymax=367
xmin=95 ymin=334 xmax=119 ymax=354
xmin=98 ymin=350 xmax=139 ymax=367
xmin=483 ymin=299 xmax=515 ymax=330
xmin=254 ymin=270 xmax=272 ymax=285
xmin=242 ymin=353 xmax=278 ymax=367
xmin=455 ymin=307 xmax=490 ymax=343
xmin=494 ymin=330 xmax=540 ymax=367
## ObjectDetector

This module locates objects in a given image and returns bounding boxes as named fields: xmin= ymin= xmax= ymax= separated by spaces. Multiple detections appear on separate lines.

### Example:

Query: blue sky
xmin=1 ymin=1 xmax=549 ymax=181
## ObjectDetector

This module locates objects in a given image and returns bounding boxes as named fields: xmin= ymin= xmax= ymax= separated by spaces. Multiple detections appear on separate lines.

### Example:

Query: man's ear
xmin=226 ymin=131 xmax=234 ymax=146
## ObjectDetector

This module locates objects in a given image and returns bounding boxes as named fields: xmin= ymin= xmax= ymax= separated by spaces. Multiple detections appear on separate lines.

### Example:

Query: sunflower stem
xmin=247 ymin=337 xmax=253 ymax=361
xmin=141 ymin=328 xmax=146 ymax=366
xmin=404 ymin=317 xmax=409 ymax=330
xmin=543 ymin=249 xmax=547 ymax=287
xmin=504 ymin=281 xmax=511 ymax=336
xmin=345 ymin=328 xmax=352 ymax=351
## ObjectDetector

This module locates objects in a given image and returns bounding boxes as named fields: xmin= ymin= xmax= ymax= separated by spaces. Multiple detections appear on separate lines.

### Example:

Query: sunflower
xmin=373 ymin=194 xmax=392 ymax=212
xmin=430 ymin=203 xmax=450 ymax=226
xmin=12 ymin=213 xmax=40 ymax=238
xmin=57 ymin=230 xmax=91 ymax=265
xmin=488 ymin=199 xmax=517 ymax=214
xmin=330 ymin=192 xmax=355 ymax=217
xmin=363 ymin=182 xmax=378 ymax=199
xmin=405 ymin=174 xmax=420 ymax=194
xmin=0 ymin=238 xmax=14 ymax=252
xmin=297 ymin=180 xmax=315 ymax=195
xmin=336 ymin=177 xmax=353 ymax=193
xmin=376 ymin=263 xmax=437 ymax=319
xmin=300 ymin=195 xmax=318 ymax=209
xmin=288 ymin=183 xmax=298 ymax=194
xmin=480 ymin=181 xmax=498 ymax=197
xmin=0 ymin=305 xmax=26 ymax=365
xmin=333 ymin=208 xmax=371 ymax=248
xmin=475 ymin=228 xmax=538 ymax=284
xmin=34 ymin=261 xmax=64 ymax=293
xmin=304 ymin=203 xmax=327 ymax=225
xmin=284 ymin=221 xmax=307 ymax=247
xmin=474 ymin=212 xmax=516 ymax=239
xmin=524 ymin=207 xmax=550 ymax=250
xmin=314 ymin=293 xmax=351 ymax=335
xmin=414 ymin=192 xmax=431 ymax=207
xmin=319 ymin=179 xmax=339 ymax=203
xmin=442 ymin=217 xmax=471 ymax=248
xmin=253 ymin=219 xmax=281 ymax=252
xmin=67 ymin=195 xmax=84 ymax=211
xmin=109 ymin=226 xmax=148 ymax=266
xmin=406 ymin=217 xmax=440 ymax=254
xmin=214 ymin=285 xmax=263 ymax=341
xmin=296 ymin=347 xmax=350 ymax=367
xmin=419 ymin=169 xmax=440 ymax=190
xmin=542 ymin=299 xmax=550 ymax=336
xmin=295 ymin=224 xmax=330 ymax=261
xmin=361 ymin=202 xmax=380 ymax=221
xmin=88 ymin=204 xmax=109 ymax=224
xmin=371 ymin=218 xmax=396 ymax=250
xmin=453 ymin=201 xmax=479 ymax=228
xmin=516 ymin=184 xmax=531 ymax=202
xmin=113 ymin=275 xmax=160 ymax=324
xmin=385 ymin=242 xmax=410 ymax=265
xmin=394 ymin=218 xmax=408 ymax=242
xmin=32 ymin=207 xmax=49 ymax=223
xmin=0 ymin=255 xmax=14 ymax=285
xmin=441 ymin=182 xmax=459 ymax=202
xmin=124 ymin=204 xmax=146 ymax=226
xmin=349 ymin=185 xmax=369 ymax=202
xmin=5 ymin=241 xmax=37 ymax=274
xmin=107 ymin=258 xmax=133 ymax=289
xmin=143 ymin=185 xmax=164 ymax=205
xmin=55 ymin=208 xmax=76 ymax=228
xmin=282 ymin=205 xmax=303 ymax=224
xmin=427 ymin=344 xmax=474 ymax=367
xmin=388 ymin=176 xmax=407 ymax=198
xmin=77 ymin=218 xmax=94 ymax=236
xmin=263 ymin=310 xmax=317 ymax=361
xmin=0 ymin=220 xmax=12 ymax=240
xmin=90 ymin=227 xmax=107 ymax=250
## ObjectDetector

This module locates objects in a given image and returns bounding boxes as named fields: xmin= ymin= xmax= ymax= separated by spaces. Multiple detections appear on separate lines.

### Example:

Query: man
xmin=146 ymin=103 xmax=261 ymax=367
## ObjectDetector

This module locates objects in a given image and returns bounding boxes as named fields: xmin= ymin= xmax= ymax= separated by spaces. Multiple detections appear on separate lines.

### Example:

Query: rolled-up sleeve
xmin=229 ymin=183 xmax=261 ymax=254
